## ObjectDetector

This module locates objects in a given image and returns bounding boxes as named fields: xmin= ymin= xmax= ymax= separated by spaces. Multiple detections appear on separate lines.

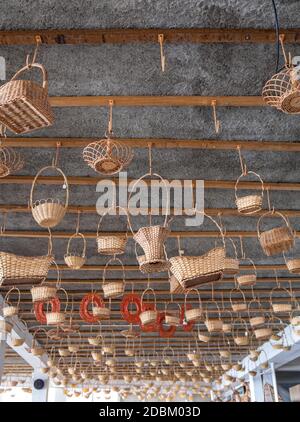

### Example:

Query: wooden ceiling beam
xmin=5 ymin=137 xmax=300 ymax=152
xmin=1 ymin=175 xmax=298 ymax=192
xmin=1 ymin=28 xmax=300 ymax=45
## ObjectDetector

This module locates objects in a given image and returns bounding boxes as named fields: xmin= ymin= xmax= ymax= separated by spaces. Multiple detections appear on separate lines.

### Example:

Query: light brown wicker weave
xmin=64 ymin=232 xmax=86 ymax=269
xmin=31 ymin=260 xmax=59 ymax=302
xmin=30 ymin=165 xmax=69 ymax=228
xmin=230 ymin=287 xmax=248 ymax=313
xmin=0 ymin=320 xmax=12 ymax=333
xmin=102 ymin=257 xmax=125 ymax=298
xmin=96 ymin=206 xmax=128 ymax=255
xmin=235 ymin=171 xmax=264 ymax=214
xmin=165 ymin=302 xmax=181 ymax=326
xmin=3 ymin=287 xmax=20 ymax=317
xmin=270 ymin=286 xmax=293 ymax=314
xmin=204 ymin=300 xmax=223 ymax=332
xmin=254 ymin=327 xmax=272 ymax=340
xmin=45 ymin=288 xmax=68 ymax=326
xmin=169 ymin=273 xmax=184 ymax=294
xmin=0 ymin=126 xmax=24 ymax=177
xmin=233 ymin=318 xmax=249 ymax=346
xmin=140 ymin=287 xmax=157 ymax=325
xmin=30 ymin=328 xmax=46 ymax=356
xmin=184 ymin=288 xmax=202 ymax=322
xmin=248 ymin=299 xmax=265 ymax=327
xmin=236 ymin=258 xmax=257 ymax=287
xmin=0 ymin=63 xmax=54 ymax=134
xmin=262 ymin=66 xmax=300 ymax=114
xmin=92 ymin=306 xmax=110 ymax=319
xmin=257 ymin=211 xmax=295 ymax=256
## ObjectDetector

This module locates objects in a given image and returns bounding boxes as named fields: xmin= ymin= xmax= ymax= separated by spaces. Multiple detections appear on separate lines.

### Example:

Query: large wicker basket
xmin=102 ymin=257 xmax=125 ymax=298
xmin=0 ymin=63 xmax=54 ymax=134
xmin=257 ymin=211 xmax=295 ymax=256
xmin=0 ymin=251 xmax=53 ymax=286
xmin=30 ymin=165 xmax=69 ymax=229
xmin=170 ymin=246 xmax=225 ymax=289
xmin=235 ymin=171 xmax=264 ymax=215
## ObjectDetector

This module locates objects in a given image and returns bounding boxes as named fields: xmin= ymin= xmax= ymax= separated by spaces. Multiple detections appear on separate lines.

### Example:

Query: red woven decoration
xmin=121 ymin=293 xmax=142 ymax=324
xmin=180 ymin=304 xmax=195 ymax=332
xmin=158 ymin=312 xmax=176 ymax=338
xmin=139 ymin=302 xmax=158 ymax=333
xmin=80 ymin=293 xmax=104 ymax=323
xmin=34 ymin=297 xmax=60 ymax=324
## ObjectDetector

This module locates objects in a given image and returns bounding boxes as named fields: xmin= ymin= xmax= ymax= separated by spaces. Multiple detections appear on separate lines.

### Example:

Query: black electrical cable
xmin=271 ymin=0 xmax=280 ymax=72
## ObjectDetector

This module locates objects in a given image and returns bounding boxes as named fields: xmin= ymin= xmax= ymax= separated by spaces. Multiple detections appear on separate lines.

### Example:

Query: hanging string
xmin=158 ymin=34 xmax=166 ymax=72
xmin=237 ymin=146 xmax=247 ymax=175
xmin=0 ymin=211 xmax=7 ymax=235
xmin=75 ymin=211 xmax=81 ymax=234
xmin=274 ymin=269 xmax=279 ymax=287
xmin=177 ymin=235 xmax=183 ymax=256
xmin=279 ymin=34 xmax=289 ymax=67
xmin=266 ymin=188 xmax=274 ymax=213
xmin=107 ymin=100 xmax=114 ymax=136
xmin=239 ymin=235 xmax=245 ymax=259
xmin=0 ymin=124 xmax=6 ymax=147
xmin=26 ymin=35 xmax=41 ymax=67
xmin=211 ymin=100 xmax=221 ymax=134
xmin=52 ymin=142 xmax=61 ymax=167
xmin=271 ymin=0 xmax=280 ymax=72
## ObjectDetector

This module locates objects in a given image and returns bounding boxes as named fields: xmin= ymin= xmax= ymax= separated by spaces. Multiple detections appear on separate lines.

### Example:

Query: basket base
xmin=139 ymin=259 xmax=170 ymax=274
xmin=94 ymin=156 xmax=123 ymax=175
xmin=180 ymin=271 xmax=223 ymax=289
xmin=0 ymin=276 xmax=44 ymax=286
xmin=281 ymin=90 xmax=300 ymax=114
xmin=0 ymin=163 xmax=10 ymax=178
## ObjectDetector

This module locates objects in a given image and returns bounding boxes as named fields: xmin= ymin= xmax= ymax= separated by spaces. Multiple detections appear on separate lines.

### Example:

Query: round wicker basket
xmin=102 ymin=257 xmax=125 ymax=298
xmin=0 ymin=127 xmax=24 ymax=176
xmin=235 ymin=171 xmax=264 ymax=214
xmin=64 ymin=232 xmax=86 ymax=269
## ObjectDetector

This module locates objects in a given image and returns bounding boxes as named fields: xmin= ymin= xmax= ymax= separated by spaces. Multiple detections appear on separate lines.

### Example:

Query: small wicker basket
xmin=0 ymin=63 xmax=54 ymax=134
xmin=31 ymin=259 xmax=59 ymax=302
xmin=233 ymin=318 xmax=249 ymax=346
xmin=235 ymin=171 xmax=264 ymax=214
xmin=254 ymin=327 xmax=272 ymax=341
xmin=3 ymin=287 xmax=20 ymax=317
xmin=165 ymin=302 xmax=181 ymax=326
xmin=257 ymin=211 xmax=295 ymax=256
xmin=248 ymin=299 xmax=265 ymax=327
xmin=64 ymin=232 xmax=86 ymax=270
xmin=102 ymin=257 xmax=125 ymax=298
xmin=96 ymin=206 xmax=128 ymax=255
xmin=270 ymin=286 xmax=293 ymax=314
xmin=184 ymin=288 xmax=202 ymax=322
xmin=236 ymin=258 xmax=257 ymax=287
xmin=140 ymin=288 xmax=157 ymax=326
xmin=45 ymin=288 xmax=68 ymax=326
xmin=230 ymin=287 xmax=248 ymax=313
xmin=92 ymin=305 xmax=110 ymax=319
xmin=30 ymin=165 xmax=69 ymax=229
xmin=204 ymin=300 xmax=223 ymax=333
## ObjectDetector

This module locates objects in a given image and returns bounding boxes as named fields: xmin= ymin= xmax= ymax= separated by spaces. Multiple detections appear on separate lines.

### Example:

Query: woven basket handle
xmin=32 ymin=327 xmax=46 ymax=347
xmin=233 ymin=317 xmax=248 ymax=339
xmin=10 ymin=63 xmax=48 ymax=91
xmin=270 ymin=286 xmax=292 ymax=307
xmin=102 ymin=257 xmax=125 ymax=285
xmin=57 ymin=287 xmax=68 ymax=312
xmin=247 ymin=298 xmax=262 ymax=319
xmin=205 ymin=300 xmax=220 ymax=319
xmin=230 ymin=287 xmax=246 ymax=306
xmin=127 ymin=172 xmax=170 ymax=235
xmin=30 ymin=165 xmax=69 ymax=209
xmin=195 ymin=211 xmax=226 ymax=248
xmin=141 ymin=287 xmax=156 ymax=307
xmin=184 ymin=288 xmax=201 ymax=309
xmin=235 ymin=170 xmax=264 ymax=200
xmin=257 ymin=210 xmax=294 ymax=239
xmin=97 ymin=205 xmax=128 ymax=237
xmin=4 ymin=286 xmax=21 ymax=307
xmin=66 ymin=232 xmax=86 ymax=257
xmin=166 ymin=301 xmax=181 ymax=315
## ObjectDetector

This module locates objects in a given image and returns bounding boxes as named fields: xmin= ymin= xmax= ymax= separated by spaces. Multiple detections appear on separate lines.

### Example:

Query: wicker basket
xmin=3 ymin=287 xmax=20 ymax=317
xmin=254 ymin=327 xmax=272 ymax=340
xmin=233 ymin=318 xmax=249 ymax=346
xmin=184 ymin=289 xmax=202 ymax=322
xmin=248 ymin=299 xmax=265 ymax=327
xmin=205 ymin=301 xmax=223 ymax=332
xmin=235 ymin=258 xmax=257 ymax=287
xmin=64 ymin=232 xmax=86 ymax=269
xmin=96 ymin=206 xmax=128 ymax=255
xmin=31 ymin=328 xmax=45 ymax=356
xmin=102 ymin=257 xmax=125 ymax=298
xmin=165 ymin=303 xmax=181 ymax=326
xmin=31 ymin=284 xmax=57 ymax=303
xmin=139 ymin=287 xmax=157 ymax=325
xmin=0 ymin=250 xmax=53 ymax=287
xmin=270 ymin=286 xmax=293 ymax=313
xmin=257 ymin=211 xmax=295 ymax=256
xmin=169 ymin=274 xmax=184 ymax=294
xmin=134 ymin=226 xmax=170 ymax=274
xmin=0 ymin=63 xmax=54 ymax=134
xmin=0 ymin=126 xmax=24 ymax=177
xmin=30 ymin=165 xmax=69 ymax=229
xmin=285 ymin=257 xmax=300 ymax=274
xmin=235 ymin=171 xmax=264 ymax=214
xmin=45 ymin=288 xmax=68 ymax=325
xmin=92 ymin=306 xmax=110 ymax=319
xmin=10 ymin=337 xmax=25 ymax=347
xmin=230 ymin=287 xmax=247 ymax=313
xmin=88 ymin=334 xmax=103 ymax=346
xmin=170 ymin=246 xmax=225 ymax=288
xmin=262 ymin=66 xmax=300 ymax=114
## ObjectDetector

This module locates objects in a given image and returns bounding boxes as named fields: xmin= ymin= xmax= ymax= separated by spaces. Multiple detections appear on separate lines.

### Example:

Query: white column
xmin=53 ymin=387 xmax=66 ymax=402
xmin=0 ymin=336 xmax=6 ymax=385
xmin=249 ymin=372 xmax=264 ymax=402
xmin=270 ymin=362 xmax=279 ymax=402
xmin=32 ymin=370 xmax=49 ymax=402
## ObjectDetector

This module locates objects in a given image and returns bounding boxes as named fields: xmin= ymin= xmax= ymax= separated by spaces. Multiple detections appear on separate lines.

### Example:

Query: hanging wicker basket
xmin=45 ymin=288 xmax=68 ymax=325
xmin=184 ymin=288 xmax=202 ymax=322
xmin=257 ymin=211 xmax=295 ymax=256
xmin=284 ymin=237 xmax=300 ymax=274
xmin=31 ymin=259 xmax=59 ymax=302
xmin=30 ymin=165 xmax=69 ymax=229
xmin=92 ymin=305 xmax=110 ymax=319
xmin=235 ymin=171 xmax=264 ymax=214
xmin=0 ymin=63 xmax=54 ymax=134
xmin=262 ymin=66 xmax=300 ymax=114
xmin=204 ymin=300 xmax=223 ymax=332
xmin=140 ymin=288 xmax=157 ymax=326
xmin=230 ymin=287 xmax=248 ymax=313
xmin=0 ymin=233 xmax=53 ymax=286
xmin=102 ymin=257 xmax=125 ymax=298
xmin=64 ymin=232 xmax=86 ymax=270
xmin=165 ymin=302 xmax=181 ymax=326
xmin=233 ymin=318 xmax=249 ymax=346
xmin=236 ymin=258 xmax=257 ymax=287
xmin=30 ymin=328 xmax=46 ymax=356
xmin=270 ymin=286 xmax=293 ymax=314
xmin=198 ymin=327 xmax=210 ymax=343
xmin=0 ymin=127 xmax=24 ymax=177
xmin=3 ymin=287 xmax=20 ymax=317
xmin=248 ymin=299 xmax=265 ymax=328
xmin=83 ymin=136 xmax=133 ymax=175
xmin=96 ymin=206 xmax=128 ymax=255
xmin=254 ymin=327 xmax=272 ymax=341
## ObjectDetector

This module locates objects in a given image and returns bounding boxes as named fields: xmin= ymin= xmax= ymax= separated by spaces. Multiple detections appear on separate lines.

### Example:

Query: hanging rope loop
xmin=158 ymin=34 xmax=166 ymax=72
xmin=26 ymin=35 xmax=42 ymax=68
xmin=237 ymin=146 xmax=247 ymax=176
xmin=211 ymin=100 xmax=221 ymax=134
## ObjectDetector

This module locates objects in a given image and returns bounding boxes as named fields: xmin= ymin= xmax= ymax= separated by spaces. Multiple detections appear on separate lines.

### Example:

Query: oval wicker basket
xmin=30 ymin=165 xmax=69 ymax=228
xmin=270 ymin=286 xmax=293 ymax=314
xmin=235 ymin=171 xmax=264 ymax=214
xmin=254 ymin=327 xmax=272 ymax=340
xmin=102 ymin=257 xmax=125 ymax=298
xmin=184 ymin=288 xmax=202 ymax=323
xmin=64 ymin=232 xmax=86 ymax=269
xmin=230 ymin=287 xmax=247 ymax=313
xmin=45 ymin=288 xmax=68 ymax=325
xmin=3 ymin=287 xmax=20 ymax=317
xmin=257 ymin=211 xmax=295 ymax=256
xmin=140 ymin=287 xmax=157 ymax=326
xmin=97 ymin=206 xmax=128 ymax=255
xmin=235 ymin=257 xmax=257 ymax=287
xmin=233 ymin=318 xmax=249 ymax=346
xmin=248 ymin=299 xmax=265 ymax=327
xmin=0 ymin=63 xmax=54 ymax=134
xmin=10 ymin=337 xmax=25 ymax=347
xmin=165 ymin=303 xmax=181 ymax=326
xmin=92 ymin=306 xmax=110 ymax=319
xmin=205 ymin=300 xmax=223 ymax=333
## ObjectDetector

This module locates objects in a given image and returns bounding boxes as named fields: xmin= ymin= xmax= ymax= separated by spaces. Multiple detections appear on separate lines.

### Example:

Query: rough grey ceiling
xmin=0 ymin=1 xmax=300 ymax=370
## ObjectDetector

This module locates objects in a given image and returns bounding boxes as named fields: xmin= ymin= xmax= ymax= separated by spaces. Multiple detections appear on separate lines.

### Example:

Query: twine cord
xmin=158 ymin=34 xmax=166 ymax=72
xmin=211 ymin=100 xmax=221 ymax=134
